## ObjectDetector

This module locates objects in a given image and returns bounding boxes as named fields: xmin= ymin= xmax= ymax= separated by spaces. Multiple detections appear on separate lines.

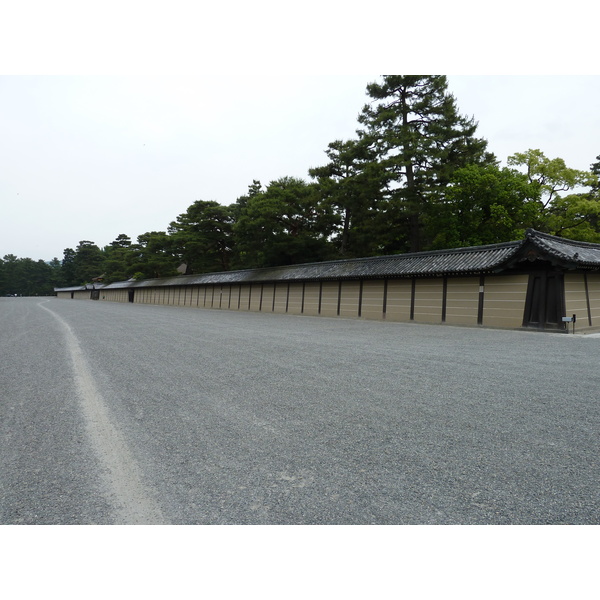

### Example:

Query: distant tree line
xmin=0 ymin=255 xmax=62 ymax=296
xmin=2 ymin=75 xmax=599 ymax=296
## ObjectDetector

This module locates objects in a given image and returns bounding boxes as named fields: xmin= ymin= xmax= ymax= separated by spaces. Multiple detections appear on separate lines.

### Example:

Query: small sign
xmin=563 ymin=314 xmax=577 ymax=333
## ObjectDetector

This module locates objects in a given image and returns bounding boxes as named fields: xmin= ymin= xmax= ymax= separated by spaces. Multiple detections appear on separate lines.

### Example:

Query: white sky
xmin=1 ymin=3 xmax=599 ymax=263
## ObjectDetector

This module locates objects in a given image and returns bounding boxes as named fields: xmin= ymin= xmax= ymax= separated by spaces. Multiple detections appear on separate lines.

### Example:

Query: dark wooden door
xmin=523 ymin=271 xmax=565 ymax=330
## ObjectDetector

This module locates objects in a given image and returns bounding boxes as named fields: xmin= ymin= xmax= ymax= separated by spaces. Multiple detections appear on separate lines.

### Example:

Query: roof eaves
xmin=524 ymin=229 xmax=600 ymax=268
xmin=98 ymin=236 xmax=541 ymax=290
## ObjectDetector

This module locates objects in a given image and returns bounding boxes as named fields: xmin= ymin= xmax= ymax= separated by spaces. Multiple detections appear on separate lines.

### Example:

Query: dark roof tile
xmin=54 ymin=230 xmax=600 ymax=293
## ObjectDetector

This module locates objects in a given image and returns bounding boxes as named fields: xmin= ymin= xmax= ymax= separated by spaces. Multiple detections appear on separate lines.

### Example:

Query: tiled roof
xmin=99 ymin=242 xmax=522 ymax=290
xmin=54 ymin=284 xmax=99 ymax=291
xmin=524 ymin=230 xmax=600 ymax=266
xmin=54 ymin=230 xmax=600 ymax=293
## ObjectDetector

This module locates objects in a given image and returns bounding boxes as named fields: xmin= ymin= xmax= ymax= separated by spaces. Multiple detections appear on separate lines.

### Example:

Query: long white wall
xmin=90 ymin=274 xmax=543 ymax=330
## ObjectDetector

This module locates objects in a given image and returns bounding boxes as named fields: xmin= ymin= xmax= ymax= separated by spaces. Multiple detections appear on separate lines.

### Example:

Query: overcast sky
xmin=2 ymin=74 xmax=598 ymax=261
xmin=1 ymin=2 xmax=598 ymax=262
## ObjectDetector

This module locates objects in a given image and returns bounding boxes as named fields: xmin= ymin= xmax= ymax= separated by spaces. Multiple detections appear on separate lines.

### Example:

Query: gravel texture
xmin=1 ymin=296 xmax=599 ymax=524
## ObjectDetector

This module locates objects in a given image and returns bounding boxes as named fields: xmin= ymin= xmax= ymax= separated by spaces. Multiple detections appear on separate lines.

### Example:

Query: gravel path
xmin=2 ymin=297 xmax=599 ymax=524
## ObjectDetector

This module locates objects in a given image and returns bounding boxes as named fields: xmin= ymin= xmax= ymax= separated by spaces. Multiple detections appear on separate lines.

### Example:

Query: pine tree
xmin=590 ymin=155 xmax=600 ymax=195
xmin=168 ymin=201 xmax=235 ymax=273
xmin=356 ymin=75 xmax=495 ymax=252
xmin=232 ymin=177 xmax=335 ymax=269
xmin=309 ymin=138 xmax=386 ymax=258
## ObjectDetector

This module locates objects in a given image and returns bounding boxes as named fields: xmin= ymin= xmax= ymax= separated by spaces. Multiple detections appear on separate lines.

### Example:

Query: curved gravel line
xmin=38 ymin=301 xmax=167 ymax=524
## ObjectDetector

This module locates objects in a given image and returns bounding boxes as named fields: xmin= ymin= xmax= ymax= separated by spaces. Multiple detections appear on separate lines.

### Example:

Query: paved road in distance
xmin=1 ymin=297 xmax=599 ymax=524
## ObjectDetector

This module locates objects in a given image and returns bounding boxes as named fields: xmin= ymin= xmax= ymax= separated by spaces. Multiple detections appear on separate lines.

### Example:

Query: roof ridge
xmin=527 ymin=228 xmax=600 ymax=249
xmin=55 ymin=231 xmax=600 ymax=293
xmin=163 ymin=239 xmax=527 ymax=280
xmin=241 ymin=238 xmax=525 ymax=270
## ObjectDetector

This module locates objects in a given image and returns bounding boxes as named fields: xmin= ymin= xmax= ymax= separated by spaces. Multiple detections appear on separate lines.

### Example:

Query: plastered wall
xmin=80 ymin=273 xmax=546 ymax=330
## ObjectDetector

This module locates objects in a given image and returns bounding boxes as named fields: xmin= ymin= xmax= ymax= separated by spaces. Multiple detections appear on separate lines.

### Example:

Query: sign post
xmin=562 ymin=314 xmax=576 ymax=334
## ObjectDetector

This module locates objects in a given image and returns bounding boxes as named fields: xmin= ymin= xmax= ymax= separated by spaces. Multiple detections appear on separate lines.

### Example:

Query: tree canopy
xmin=233 ymin=177 xmax=336 ymax=269
xmin=507 ymin=149 xmax=600 ymax=241
xmin=168 ymin=201 xmax=235 ymax=273
xmin=355 ymin=75 xmax=496 ymax=252
xmin=426 ymin=164 xmax=540 ymax=249
xmin=3 ymin=76 xmax=598 ymax=296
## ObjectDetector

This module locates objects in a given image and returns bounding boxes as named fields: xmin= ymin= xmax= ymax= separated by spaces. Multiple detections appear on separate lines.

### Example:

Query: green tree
xmin=231 ymin=180 xmax=263 ymax=217
xmin=103 ymin=234 xmax=135 ymax=283
xmin=167 ymin=201 xmax=235 ymax=273
xmin=47 ymin=257 xmax=63 ymax=290
xmin=72 ymin=241 xmax=104 ymax=284
xmin=0 ymin=257 xmax=5 ymax=294
xmin=309 ymin=139 xmax=385 ymax=257
xmin=60 ymin=248 xmax=77 ymax=286
xmin=543 ymin=194 xmax=600 ymax=242
xmin=356 ymin=75 xmax=495 ymax=253
xmin=426 ymin=164 xmax=540 ymax=249
xmin=130 ymin=231 xmax=179 ymax=279
xmin=24 ymin=258 xmax=55 ymax=295
xmin=508 ymin=149 xmax=599 ymax=239
xmin=233 ymin=176 xmax=335 ymax=269
xmin=1 ymin=254 xmax=19 ymax=295
xmin=507 ymin=149 xmax=595 ymax=210
xmin=589 ymin=154 xmax=600 ymax=195
xmin=0 ymin=254 xmax=55 ymax=296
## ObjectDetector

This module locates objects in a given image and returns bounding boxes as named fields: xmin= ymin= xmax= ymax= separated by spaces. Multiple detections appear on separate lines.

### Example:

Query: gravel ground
xmin=0 ymin=298 xmax=113 ymax=524
xmin=1 ymin=296 xmax=599 ymax=524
